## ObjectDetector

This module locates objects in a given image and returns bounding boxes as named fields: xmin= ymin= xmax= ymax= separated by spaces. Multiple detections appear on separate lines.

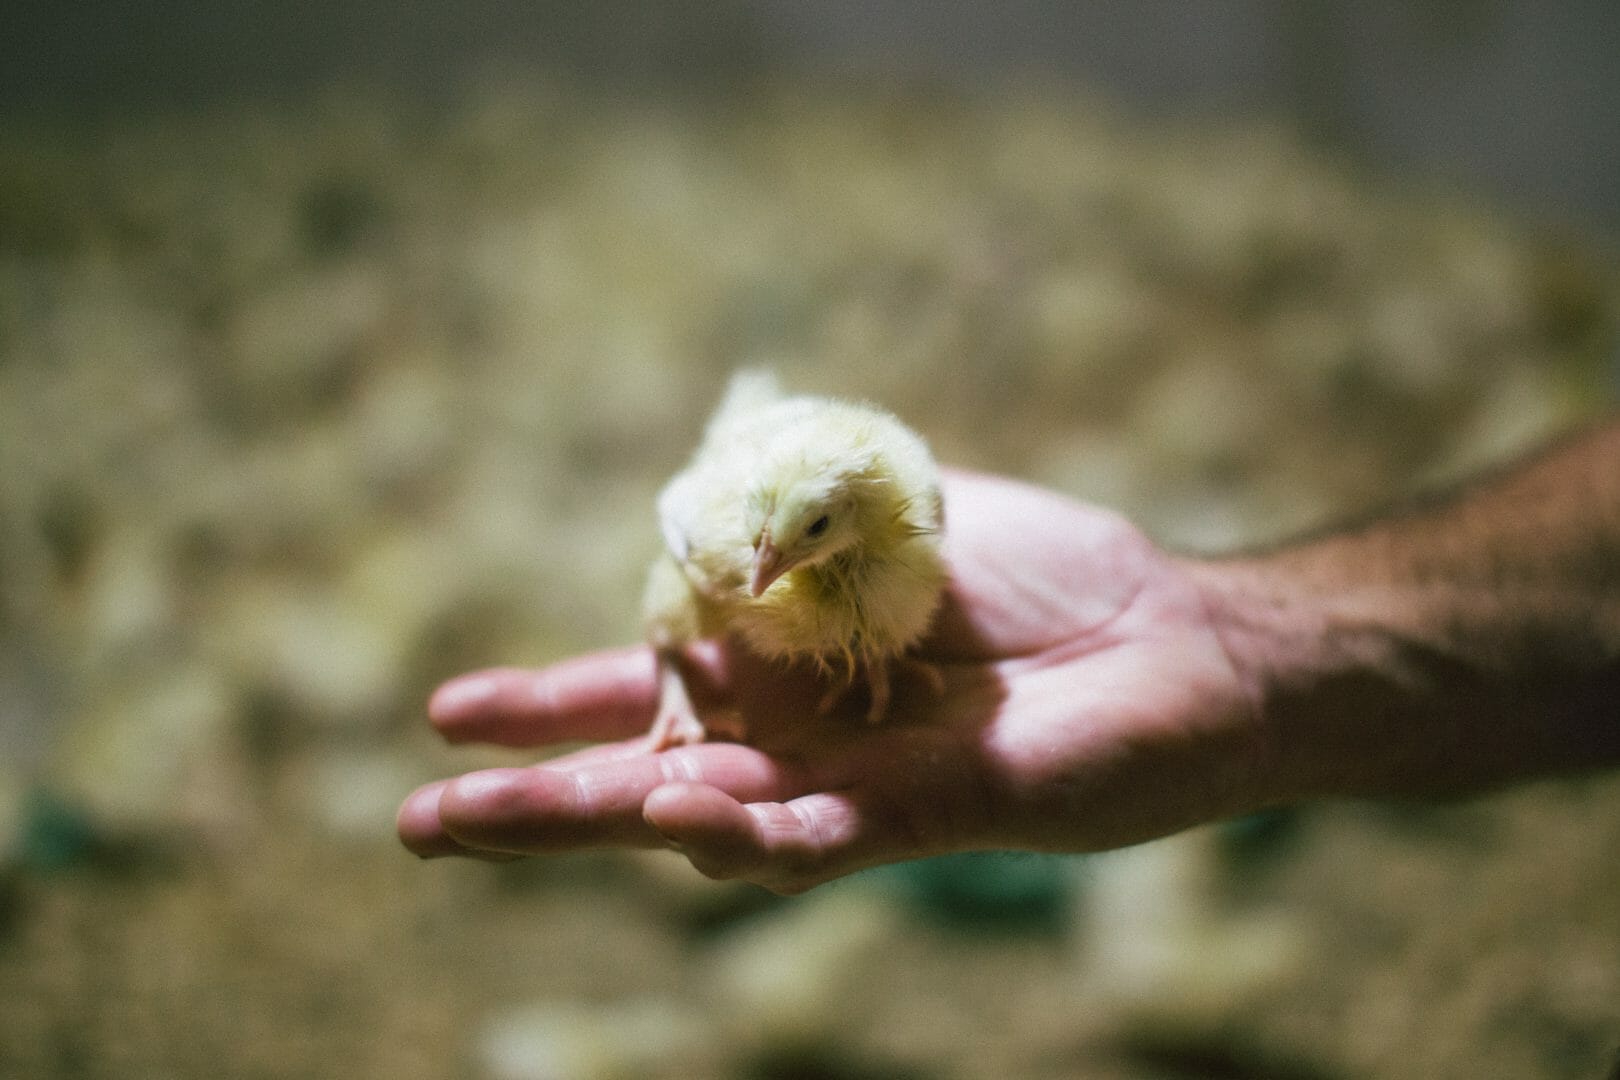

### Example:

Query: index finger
xmin=428 ymin=647 xmax=661 ymax=747
xmin=432 ymin=740 xmax=811 ymax=855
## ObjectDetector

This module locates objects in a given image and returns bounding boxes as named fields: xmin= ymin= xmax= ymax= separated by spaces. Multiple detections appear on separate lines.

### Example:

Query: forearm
xmin=1186 ymin=417 xmax=1620 ymax=802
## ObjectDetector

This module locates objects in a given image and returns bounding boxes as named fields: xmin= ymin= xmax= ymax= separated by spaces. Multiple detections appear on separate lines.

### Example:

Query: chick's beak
xmin=749 ymin=532 xmax=787 ymax=597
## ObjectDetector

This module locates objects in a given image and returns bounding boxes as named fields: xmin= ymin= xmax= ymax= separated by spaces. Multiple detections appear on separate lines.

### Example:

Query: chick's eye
xmin=806 ymin=514 xmax=831 ymax=538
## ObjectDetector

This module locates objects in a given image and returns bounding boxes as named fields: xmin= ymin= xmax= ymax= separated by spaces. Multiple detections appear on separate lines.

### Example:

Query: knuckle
xmin=656 ymin=748 xmax=705 ymax=785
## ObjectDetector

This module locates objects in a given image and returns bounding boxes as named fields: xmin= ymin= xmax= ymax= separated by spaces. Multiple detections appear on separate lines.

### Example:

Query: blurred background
xmin=2 ymin=3 xmax=1618 ymax=1078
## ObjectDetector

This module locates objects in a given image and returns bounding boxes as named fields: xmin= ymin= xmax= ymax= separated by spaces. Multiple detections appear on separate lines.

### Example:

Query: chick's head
xmin=742 ymin=446 xmax=902 ymax=598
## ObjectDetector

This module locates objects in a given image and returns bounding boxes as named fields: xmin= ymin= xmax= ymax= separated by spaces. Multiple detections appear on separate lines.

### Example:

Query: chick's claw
xmin=645 ymin=707 xmax=706 ymax=753
xmin=866 ymin=659 xmax=892 ymax=725
xmin=646 ymin=656 xmax=707 ymax=751
xmin=814 ymin=655 xmax=945 ymax=725
xmin=897 ymin=655 xmax=947 ymax=698
xmin=871 ymin=655 xmax=946 ymax=723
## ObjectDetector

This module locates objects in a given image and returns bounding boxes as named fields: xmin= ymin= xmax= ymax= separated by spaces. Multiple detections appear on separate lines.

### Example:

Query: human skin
xmin=1188 ymin=417 xmax=1620 ymax=800
xmin=397 ymin=420 xmax=1620 ymax=894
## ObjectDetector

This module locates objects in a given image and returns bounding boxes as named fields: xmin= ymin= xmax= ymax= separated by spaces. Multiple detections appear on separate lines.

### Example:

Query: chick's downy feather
xmin=642 ymin=370 xmax=946 ymax=749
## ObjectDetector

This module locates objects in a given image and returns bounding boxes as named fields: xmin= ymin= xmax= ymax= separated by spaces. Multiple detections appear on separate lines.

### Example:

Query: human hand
xmin=397 ymin=470 xmax=1267 ymax=894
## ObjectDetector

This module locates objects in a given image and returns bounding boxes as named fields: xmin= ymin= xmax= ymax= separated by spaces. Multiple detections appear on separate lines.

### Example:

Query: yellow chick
xmin=641 ymin=370 xmax=946 ymax=750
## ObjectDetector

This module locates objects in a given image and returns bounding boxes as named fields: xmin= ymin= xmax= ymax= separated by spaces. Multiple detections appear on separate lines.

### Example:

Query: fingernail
xmin=432 ymin=675 xmax=498 ymax=716
xmin=447 ymin=770 xmax=515 ymax=805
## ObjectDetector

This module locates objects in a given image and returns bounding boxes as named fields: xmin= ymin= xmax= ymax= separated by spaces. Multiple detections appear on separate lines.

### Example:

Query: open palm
xmin=398 ymin=471 xmax=1264 ymax=893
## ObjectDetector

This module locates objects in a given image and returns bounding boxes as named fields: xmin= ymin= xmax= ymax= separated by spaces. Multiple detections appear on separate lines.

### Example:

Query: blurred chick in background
xmin=641 ymin=370 xmax=947 ymax=749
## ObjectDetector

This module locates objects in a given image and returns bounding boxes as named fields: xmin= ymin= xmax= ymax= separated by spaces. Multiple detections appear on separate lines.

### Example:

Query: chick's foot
xmin=865 ymin=655 xmax=945 ymax=724
xmin=813 ymin=655 xmax=944 ymax=725
xmin=645 ymin=654 xmax=707 ymax=751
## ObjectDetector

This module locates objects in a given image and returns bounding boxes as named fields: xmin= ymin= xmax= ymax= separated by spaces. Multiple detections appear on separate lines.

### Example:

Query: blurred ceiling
xmin=2 ymin=0 xmax=1617 ymax=244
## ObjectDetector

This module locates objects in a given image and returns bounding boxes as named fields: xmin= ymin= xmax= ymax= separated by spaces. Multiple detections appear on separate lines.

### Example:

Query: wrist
xmin=1179 ymin=553 xmax=1446 ymax=803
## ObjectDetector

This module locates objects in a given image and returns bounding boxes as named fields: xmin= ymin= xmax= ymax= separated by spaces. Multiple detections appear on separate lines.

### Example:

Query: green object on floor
xmin=879 ymin=851 xmax=1076 ymax=933
xmin=19 ymin=788 xmax=99 ymax=871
